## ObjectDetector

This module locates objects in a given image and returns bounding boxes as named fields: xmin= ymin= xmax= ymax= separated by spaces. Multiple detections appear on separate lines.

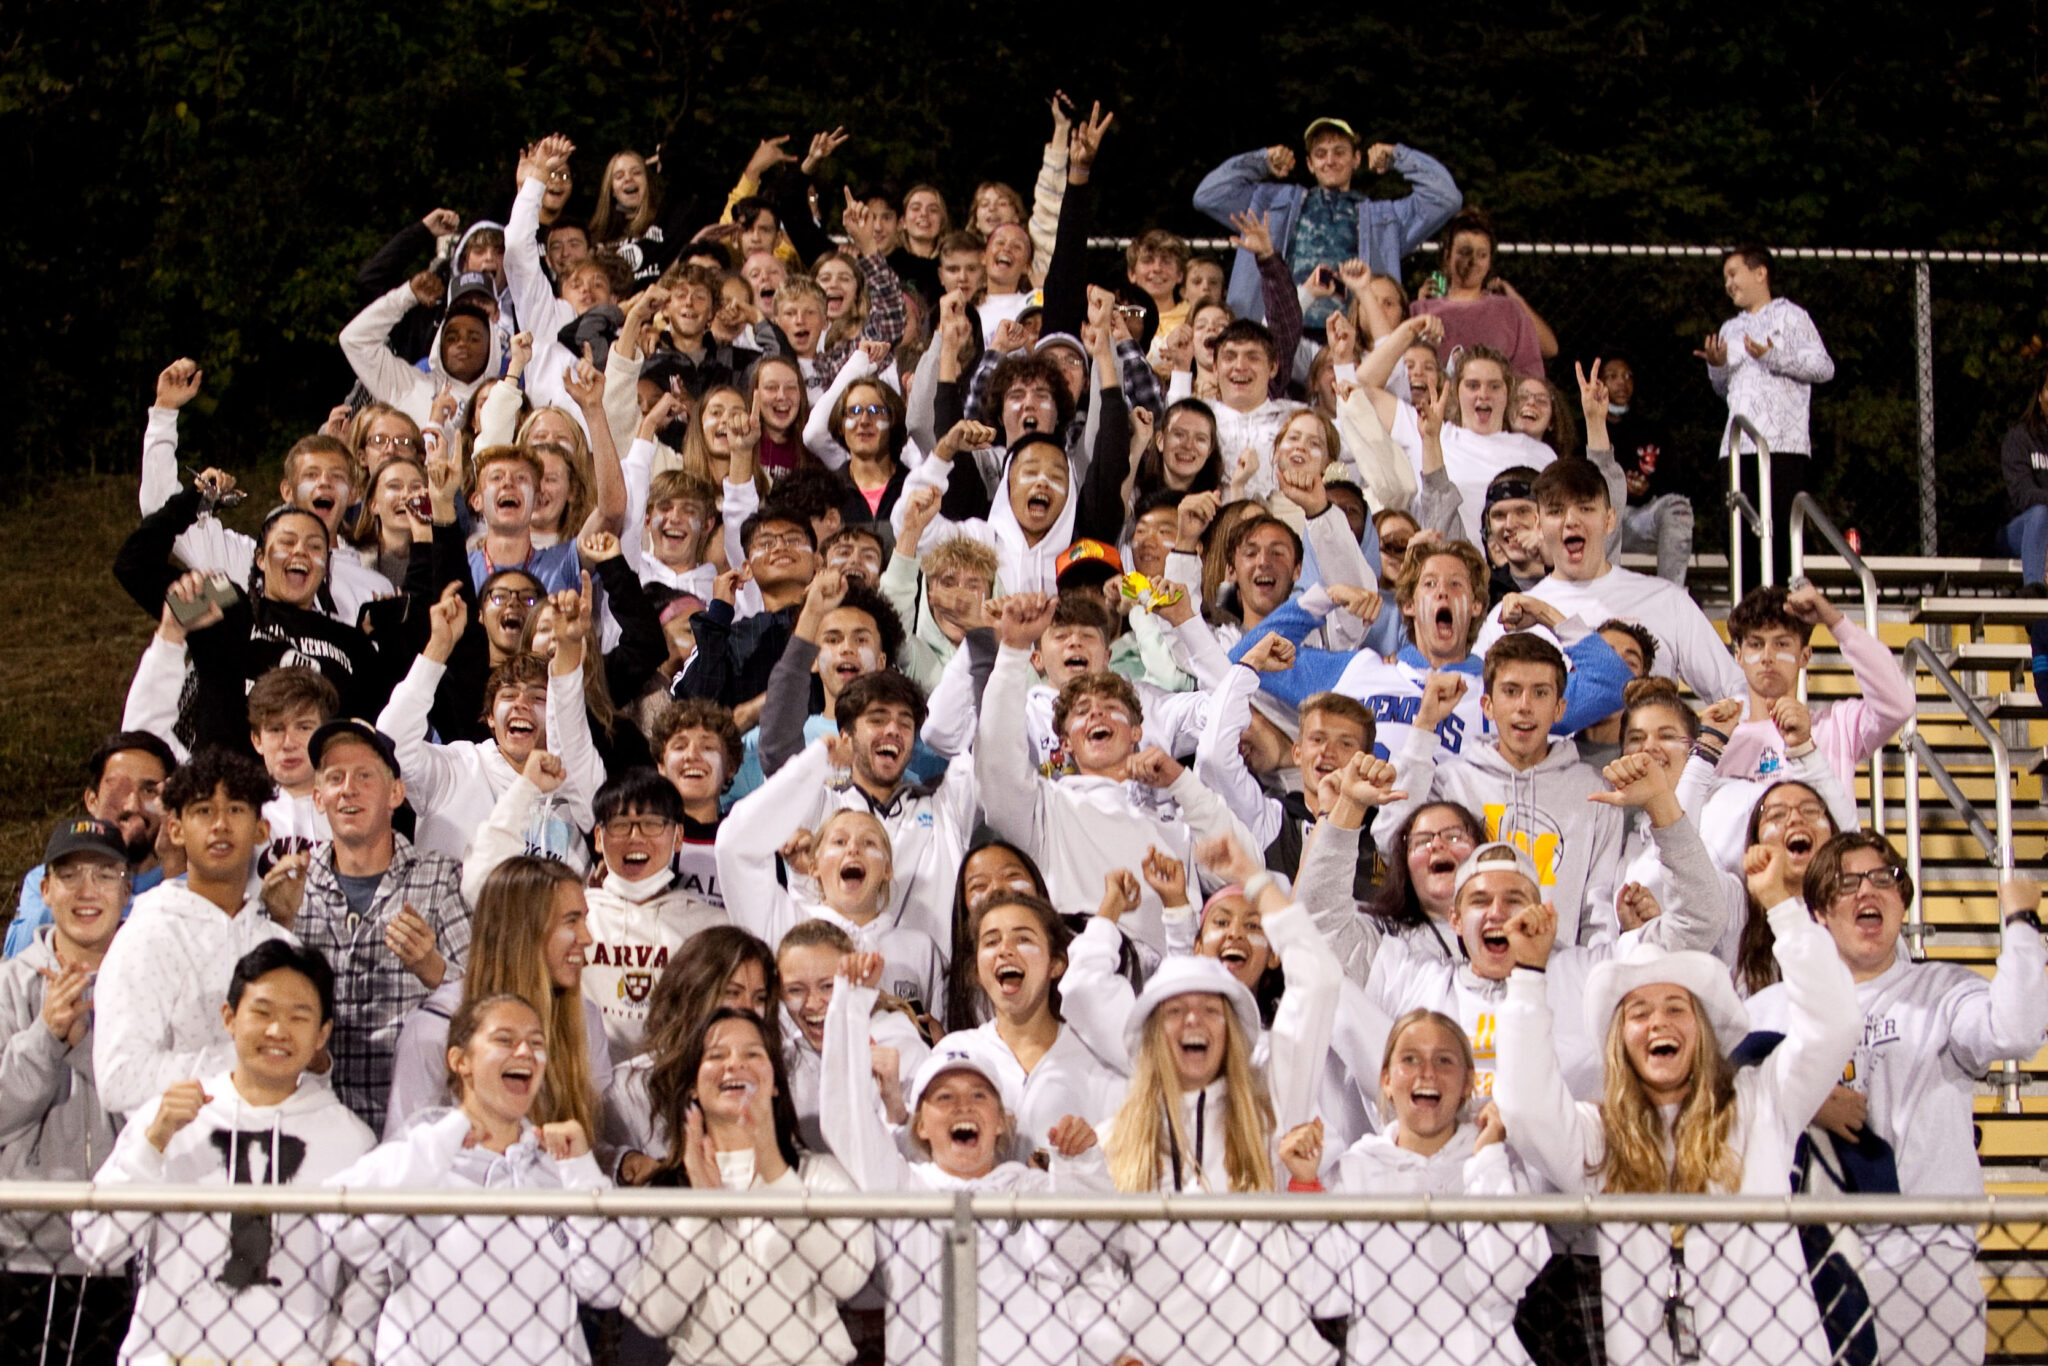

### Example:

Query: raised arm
xmin=818 ymin=963 xmax=914 ymax=1190
xmin=974 ymin=595 xmax=1059 ymax=854
xmin=1945 ymin=878 xmax=2048 ymax=1072
xmin=714 ymin=739 xmax=830 ymax=948
xmin=1193 ymin=660 xmax=1287 ymax=852
xmin=1494 ymin=904 xmax=1602 ymax=1192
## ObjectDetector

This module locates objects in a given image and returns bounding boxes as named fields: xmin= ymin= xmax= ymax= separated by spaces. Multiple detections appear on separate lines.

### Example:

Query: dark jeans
xmin=0 ymin=1268 xmax=132 ymax=1366
xmin=1725 ymin=449 xmax=1809 ymax=595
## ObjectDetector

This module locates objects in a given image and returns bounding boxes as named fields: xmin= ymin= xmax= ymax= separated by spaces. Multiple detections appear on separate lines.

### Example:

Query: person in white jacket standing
xmin=624 ymin=1004 xmax=875 ymax=1365
xmin=76 ymin=941 xmax=379 ymax=1366
xmin=977 ymin=592 xmax=1258 ymax=954
xmin=1096 ymin=835 xmax=1340 ymax=1366
xmin=93 ymin=750 xmax=299 ymax=1118
xmin=324 ymin=992 xmax=642 ymax=1366
xmin=1495 ymin=842 xmax=1858 ymax=1366
xmin=1748 ymin=835 xmax=2048 ymax=1366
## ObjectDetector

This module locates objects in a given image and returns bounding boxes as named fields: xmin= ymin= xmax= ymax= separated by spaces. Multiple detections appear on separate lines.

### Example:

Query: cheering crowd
xmin=3 ymin=94 xmax=2042 ymax=1366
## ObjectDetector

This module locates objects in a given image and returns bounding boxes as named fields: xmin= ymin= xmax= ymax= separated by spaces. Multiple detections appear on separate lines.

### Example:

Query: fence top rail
xmin=1089 ymin=237 xmax=2048 ymax=265
xmin=9 ymin=1182 xmax=2048 ymax=1227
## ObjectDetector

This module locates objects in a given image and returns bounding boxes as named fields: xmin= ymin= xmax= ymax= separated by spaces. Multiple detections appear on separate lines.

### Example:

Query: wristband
xmin=1785 ymin=740 xmax=1817 ymax=759
xmin=1287 ymin=1178 xmax=1323 ymax=1193
xmin=1242 ymin=870 xmax=1293 ymax=905
xmin=1698 ymin=724 xmax=1731 ymax=745
xmin=2006 ymin=910 xmax=2044 ymax=932
xmin=1513 ymin=961 xmax=1547 ymax=974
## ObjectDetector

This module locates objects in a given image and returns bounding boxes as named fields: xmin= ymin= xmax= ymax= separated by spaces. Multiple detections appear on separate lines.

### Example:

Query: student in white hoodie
xmin=325 ymin=993 xmax=643 ymax=1366
xmin=1379 ymin=630 xmax=1626 ymax=948
xmin=717 ymin=736 xmax=946 ymax=1020
xmin=93 ymin=749 xmax=299 ymax=1118
xmin=821 ymin=955 xmax=1111 ymax=1366
xmin=0 ymin=819 xmax=131 ymax=1366
xmin=977 ymin=592 xmax=1258 ymax=954
xmin=1495 ymin=844 xmax=1858 ymax=1366
xmin=1302 ymin=1008 xmax=1547 ymax=1366
xmin=774 ymin=921 xmax=929 ymax=1153
xmin=339 ymin=274 xmax=505 ymax=428
xmin=624 ymin=1004 xmax=875 ymax=1366
xmin=1748 ymin=836 xmax=2048 ymax=1366
xmin=1473 ymin=457 xmax=1748 ymax=705
xmin=378 ymin=581 xmax=600 ymax=860
xmin=467 ymin=767 xmax=724 ymax=1063
xmin=1095 ymin=836 xmax=1340 ymax=1366
xmin=76 ymin=941 xmax=380 ymax=1366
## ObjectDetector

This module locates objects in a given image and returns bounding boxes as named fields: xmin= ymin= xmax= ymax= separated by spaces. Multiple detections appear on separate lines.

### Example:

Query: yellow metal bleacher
xmin=1647 ymin=503 xmax=2048 ymax=1359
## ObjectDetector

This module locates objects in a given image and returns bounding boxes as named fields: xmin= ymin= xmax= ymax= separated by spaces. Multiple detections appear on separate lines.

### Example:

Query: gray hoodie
xmin=1405 ymin=735 xmax=1626 ymax=949
xmin=0 ymin=929 xmax=119 ymax=1273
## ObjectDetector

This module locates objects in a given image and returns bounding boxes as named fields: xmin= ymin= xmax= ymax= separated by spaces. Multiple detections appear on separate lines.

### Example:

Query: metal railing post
xmin=1789 ymin=493 xmax=1884 ymax=831
xmin=1915 ymin=258 xmax=1938 ymax=555
xmin=1903 ymin=736 xmax=1924 ymax=958
xmin=1724 ymin=415 xmax=1774 ymax=598
xmin=941 ymin=1191 xmax=976 ymax=1366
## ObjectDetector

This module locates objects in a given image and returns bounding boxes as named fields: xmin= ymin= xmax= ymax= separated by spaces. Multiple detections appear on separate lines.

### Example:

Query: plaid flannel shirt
xmin=813 ymin=252 xmax=909 ymax=388
xmin=298 ymin=834 xmax=471 ymax=1131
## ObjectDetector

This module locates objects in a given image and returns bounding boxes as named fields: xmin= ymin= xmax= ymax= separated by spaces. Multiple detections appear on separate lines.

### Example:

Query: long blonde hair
xmin=679 ymin=386 xmax=772 ymax=499
xmin=517 ymin=406 xmax=595 ymax=538
xmin=1105 ymin=999 xmax=1274 ymax=1193
xmin=1596 ymin=994 xmax=1740 ymax=1194
xmin=464 ymin=858 xmax=597 ymax=1138
xmin=589 ymin=150 xmax=657 ymax=244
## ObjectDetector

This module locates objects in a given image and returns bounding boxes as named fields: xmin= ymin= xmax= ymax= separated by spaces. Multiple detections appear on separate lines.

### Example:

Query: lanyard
xmin=1664 ymin=1223 xmax=1700 ymax=1362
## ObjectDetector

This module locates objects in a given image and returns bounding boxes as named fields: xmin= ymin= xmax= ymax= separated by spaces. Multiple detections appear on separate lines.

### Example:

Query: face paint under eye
xmin=857 ymin=647 xmax=878 ymax=671
xmin=1741 ymin=644 xmax=1801 ymax=664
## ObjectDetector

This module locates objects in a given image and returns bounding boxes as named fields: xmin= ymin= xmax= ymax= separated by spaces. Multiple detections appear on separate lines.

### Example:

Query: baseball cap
xmin=909 ymin=1033 xmax=1021 ymax=1115
xmin=1303 ymin=117 xmax=1360 ymax=147
xmin=1056 ymin=539 xmax=1122 ymax=589
xmin=449 ymin=271 xmax=496 ymax=306
xmin=1451 ymin=841 xmax=1541 ymax=902
xmin=308 ymin=718 xmax=402 ymax=780
xmin=44 ymin=817 xmax=128 ymax=868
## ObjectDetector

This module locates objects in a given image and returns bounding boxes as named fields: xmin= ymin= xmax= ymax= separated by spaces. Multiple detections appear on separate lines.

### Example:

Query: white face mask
xmin=1607 ymin=401 xmax=1630 ymax=417
xmin=603 ymin=865 xmax=673 ymax=903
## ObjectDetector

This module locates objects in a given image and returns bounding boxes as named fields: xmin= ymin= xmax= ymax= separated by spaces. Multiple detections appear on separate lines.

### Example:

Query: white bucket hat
xmin=1583 ymin=940 xmax=1751 ymax=1053
xmin=1123 ymin=956 xmax=1263 ymax=1062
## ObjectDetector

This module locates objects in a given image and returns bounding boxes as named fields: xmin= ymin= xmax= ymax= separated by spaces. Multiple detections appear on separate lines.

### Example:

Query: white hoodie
xmin=821 ymin=981 xmax=1114 ymax=1366
xmin=1310 ymin=1123 xmax=1546 ymax=1366
xmin=339 ymin=283 xmax=507 ymax=427
xmin=323 ymin=1109 xmax=645 ymax=1366
xmin=1383 ymin=733 xmax=1625 ymax=949
xmin=92 ymin=881 xmax=295 ymax=1117
xmin=75 ymin=1071 xmax=379 ymax=1366
xmin=893 ymin=444 xmax=1079 ymax=595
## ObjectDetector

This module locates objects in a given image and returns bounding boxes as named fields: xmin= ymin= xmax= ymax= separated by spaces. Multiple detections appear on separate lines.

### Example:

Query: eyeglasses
xmin=364 ymin=433 xmax=417 ymax=450
xmin=604 ymin=817 xmax=676 ymax=839
xmin=1834 ymin=867 xmax=1902 ymax=896
xmin=485 ymin=589 xmax=541 ymax=608
xmin=844 ymin=405 xmax=890 ymax=418
xmin=1410 ymin=826 xmax=1476 ymax=853
xmin=749 ymin=532 xmax=810 ymax=552
xmin=52 ymin=864 xmax=128 ymax=889
xmin=1760 ymin=800 xmax=1828 ymax=825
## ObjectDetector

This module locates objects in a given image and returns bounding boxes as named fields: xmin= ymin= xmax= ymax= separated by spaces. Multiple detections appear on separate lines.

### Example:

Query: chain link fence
xmin=1103 ymin=239 xmax=2048 ymax=561
xmin=3 ymin=1182 xmax=2045 ymax=1366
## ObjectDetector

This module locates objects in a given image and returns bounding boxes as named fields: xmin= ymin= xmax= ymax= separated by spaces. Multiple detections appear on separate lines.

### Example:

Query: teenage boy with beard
xmin=1236 ymin=539 xmax=1632 ymax=765
xmin=92 ymin=749 xmax=300 ymax=1118
xmin=1374 ymin=632 xmax=1625 ymax=949
xmin=977 ymin=593 xmax=1257 ymax=955
xmin=650 ymin=699 xmax=743 ymax=907
xmin=737 ymin=669 xmax=975 ymax=959
xmin=5 ymin=732 xmax=177 ymax=959
xmin=378 ymin=582 xmax=598 ymax=860
xmin=297 ymin=719 xmax=469 ymax=1131
xmin=1473 ymin=458 xmax=1747 ymax=703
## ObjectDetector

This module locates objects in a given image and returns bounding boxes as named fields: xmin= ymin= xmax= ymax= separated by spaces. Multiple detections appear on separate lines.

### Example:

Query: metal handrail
xmin=1789 ymin=493 xmax=1885 ymax=832
xmin=1724 ymin=415 xmax=1774 ymax=599
xmin=1897 ymin=639 xmax=2022 ymax=1112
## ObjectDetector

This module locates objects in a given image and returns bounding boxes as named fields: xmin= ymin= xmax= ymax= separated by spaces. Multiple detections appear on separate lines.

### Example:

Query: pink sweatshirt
xmin=1717 ymin=615 xmax=1913 ymax=795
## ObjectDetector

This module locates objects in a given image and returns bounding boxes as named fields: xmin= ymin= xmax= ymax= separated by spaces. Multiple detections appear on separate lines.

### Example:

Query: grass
xmin=0 ymin=475 xmax=245 ymax=912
